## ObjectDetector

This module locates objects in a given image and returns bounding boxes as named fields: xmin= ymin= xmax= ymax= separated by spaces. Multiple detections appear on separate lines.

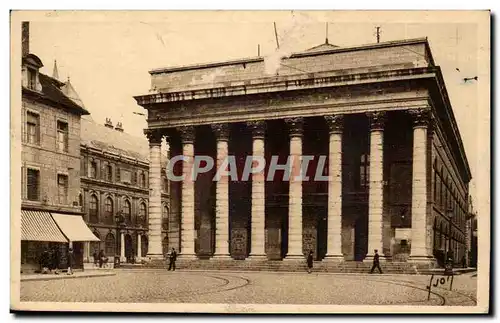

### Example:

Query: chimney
xmin=22 ymin=21 xmax=29 ymax=57
xmin=115 ymin=122 xmax=124 ymax=132
xmin=104 ymin=118 xmax=113 ymax=129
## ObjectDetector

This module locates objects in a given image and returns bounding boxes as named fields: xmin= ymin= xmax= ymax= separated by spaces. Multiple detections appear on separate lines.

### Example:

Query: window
xmin=26 ymin=112 xmax=39 ymax=145
xmin=359 ymin=153 xmax=369 ymax=189
xmin=105 ymin=233 xmax=115 ymax=256
xmin=90 ymin=161 xmax=97 ymax=178
xmin=163 ymin=177 xmax=168 ymax=192
xmin=162 ymin=204 xmax=168 ymax=230
xmin=57 ymin=174 xmax=68 ymax=205
xmin=27 ymin=68 xmax=37 ymax=90
xmin=122 ymin=200 xmax=131 ymax=223
xmin=57 ymin=121 xmax=68 ymax=152
xmin=121 ymin=170 xmax=131 ymax=183
xmin=89 ymin=194 xmax=98 ymax=223
xmin=104 ymin=197 xmax=114 ymax=225
xmin=78 ymin=193 xmax=83 ymax=207
xmin=26 ymin=168 xmax=40 ymax=201
xmin=140 ymin=173 xmax=146 ymax=188
xmin=106 ymin=164 xmax=113 ymax=182
xmin=139 ymin=202 xmax=147 ymax=225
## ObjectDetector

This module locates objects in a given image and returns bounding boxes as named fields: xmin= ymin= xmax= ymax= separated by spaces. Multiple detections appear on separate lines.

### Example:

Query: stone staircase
xmin=120 ymin=259 xmax=441 ymax=274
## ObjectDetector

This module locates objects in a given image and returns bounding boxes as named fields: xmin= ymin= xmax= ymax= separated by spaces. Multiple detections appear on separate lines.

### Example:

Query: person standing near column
xmin=168 ymin=248 xmax=177 ymax=271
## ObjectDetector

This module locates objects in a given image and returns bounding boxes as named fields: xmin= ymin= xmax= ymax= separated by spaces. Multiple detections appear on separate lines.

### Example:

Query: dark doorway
xmin=316 ymin=207 xmax=328 ymax=260
xmin=124 ymin=234 xmax=133 ymax=263
xmin=354 ymin=209 xmax=368 ymax=261
xmin=72 ymin=242 xmax=84 ymax=269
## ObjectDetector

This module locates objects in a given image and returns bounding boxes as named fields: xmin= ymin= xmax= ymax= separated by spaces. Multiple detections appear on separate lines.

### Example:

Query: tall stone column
xmin=211 ymin=123 xmax=231 ymax=259
xmin=247 ymin=121 xmax=266 ymax=259
xmin=366 ymin=112 xmax=386 ymax=260
xmin=324 ymin=115 xmax=344 ymax=260
xmin=144 ymin=129 xmax=164 ymax=261
xmin=120 ymin=231 xmax=126 ymax=262
xmin=285 ymin=117 xmax=304 ymax=259
xmin=409 ymin=108 xmax=433 ymax=261
xmin=179 ymin=126 xmax=196 ymax=258
xmin=137 ymin=232 xmax=142 ymax=260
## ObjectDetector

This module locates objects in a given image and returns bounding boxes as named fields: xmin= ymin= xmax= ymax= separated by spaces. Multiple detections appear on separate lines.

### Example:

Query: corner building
xmin=135 ymin=38 xmax=472 ymax=267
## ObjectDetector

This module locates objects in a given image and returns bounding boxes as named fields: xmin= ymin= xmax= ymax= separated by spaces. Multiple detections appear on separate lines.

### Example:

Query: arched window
xmin=104 ymin=197 xmax=114 ymax=225
xmin=105 ymin=233 xmax=115 ymax=256
xmin=89 ymin=194 xmax=98 ymax=223
xmin=139 ymin=202 xmax=147 ymax=225
xmin=122 ymin=199 xmax=131 ymax=223
xmin=91 ymin=231 xmax=101 ymax=255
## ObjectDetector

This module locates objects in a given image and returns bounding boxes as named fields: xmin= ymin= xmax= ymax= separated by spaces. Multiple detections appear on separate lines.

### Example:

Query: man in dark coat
xmin=306 ymin=250 xmax=314 ymax=274
xmin=67 ymin=247 xmax=74 ymax=275
xmin=370 ymin=249 xmax=383 ymax=274
xmin=168 ymin=248 xmax=177 ymax=271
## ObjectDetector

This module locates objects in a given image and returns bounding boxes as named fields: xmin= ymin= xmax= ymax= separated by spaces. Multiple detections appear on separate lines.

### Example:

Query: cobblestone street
xmin=20 ymin=269 xmax=477 ymax=306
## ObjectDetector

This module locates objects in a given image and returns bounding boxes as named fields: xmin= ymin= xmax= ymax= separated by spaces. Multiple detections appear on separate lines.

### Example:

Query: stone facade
xmin=134 ymin=38 xmax=472 ymax=266
xmin=80 ymin=118 xmax=169 ymax=264
xmin=20 ymin=36 xmax=90 ymax=272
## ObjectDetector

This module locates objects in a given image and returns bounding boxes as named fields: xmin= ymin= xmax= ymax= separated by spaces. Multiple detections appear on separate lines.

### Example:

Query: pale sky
xmin=26 ymin=11 xmax=489 ymax=214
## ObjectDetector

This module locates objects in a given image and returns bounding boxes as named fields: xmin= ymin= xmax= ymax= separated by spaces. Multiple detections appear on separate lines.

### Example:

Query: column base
xmin=323 ymin=254 xmax=344 ymax=262
xmin=120 ymin=256 xmax=127 ymax=263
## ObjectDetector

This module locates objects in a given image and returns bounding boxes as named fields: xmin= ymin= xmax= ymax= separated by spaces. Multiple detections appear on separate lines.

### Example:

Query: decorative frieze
xmin=324 ymin=114 xmax=344 ymax=134
xmin=285 ymin=117 xmax=304 ymax=137
xmin=211 ymin=123 xmax=229 ymax=141
xmin=367 ymin=111 xmax=386 ymax=131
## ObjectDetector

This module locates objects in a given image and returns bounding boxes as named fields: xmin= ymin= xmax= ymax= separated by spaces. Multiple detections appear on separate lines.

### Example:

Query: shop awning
xmin=51 ymin=213 xmax=100 ymax=242
xmin=21 ymin=210 xmax=68 ymax=242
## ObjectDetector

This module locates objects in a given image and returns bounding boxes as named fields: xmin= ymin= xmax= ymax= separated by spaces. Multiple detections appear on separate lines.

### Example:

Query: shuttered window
xmin=115 ymin=167 xmax=121 ymax=182
xmin=26 ymin=168 xmax=40 ymax=201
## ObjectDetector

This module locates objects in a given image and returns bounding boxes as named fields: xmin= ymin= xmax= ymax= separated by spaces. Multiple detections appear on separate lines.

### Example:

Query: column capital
xmin=211 ymin=123 xmax=230 ymax=141
xmin=178 ymin=126 xmax=195 ymax=144
xmin=144 ymin=129 xmax=164 ymax=146
xmin=324 ymin=114 xmax=344 ymax=134
xmin=367 ymin=111 xmax=387 ymax=131
xmin=285 ymin=117 xmax=304 ymax=137
xmin=408 ymin=108 xmax=431 ymax=128
xmin=247 ymin=120 xmax=266 ymax=139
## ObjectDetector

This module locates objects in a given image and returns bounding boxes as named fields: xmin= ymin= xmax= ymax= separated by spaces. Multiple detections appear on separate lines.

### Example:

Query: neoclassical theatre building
xmin=134 ymin=38 xmax=472 ymax=266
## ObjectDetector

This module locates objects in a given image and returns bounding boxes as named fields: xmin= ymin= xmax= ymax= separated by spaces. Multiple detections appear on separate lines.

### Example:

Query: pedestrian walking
xmin=306 ymin=250 xmax=314 ymax=274
xmin=98 ymin=249 xmax=105 ymax=268
xmin=40 ymin=248 xmax=50 ymax=274
xmin=93 ymin=251 xmax=98 ymax=268
xmin=370 ymin=249 xmax=383 ymax=274
xmin=168 ymin=248 xmax=177 ymax=271
xmin=67 ymin=247 xmax=74 ymax=275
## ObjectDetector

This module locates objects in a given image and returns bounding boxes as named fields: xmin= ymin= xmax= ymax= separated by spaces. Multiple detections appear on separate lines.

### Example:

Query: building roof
xmin=81 ymin=117 xmax=168 ymax=166
xmin=81 ymin=117 xmax=150 ymax=162
xmin=61 ymin=77 xmax=86 ymax=109
xmin=25 ymin=72 xmax=90 ymax=115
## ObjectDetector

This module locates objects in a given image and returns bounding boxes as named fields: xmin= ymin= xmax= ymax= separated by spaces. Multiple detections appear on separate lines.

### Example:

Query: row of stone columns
xmin=145 ymin=108 xmax=432 ymax=262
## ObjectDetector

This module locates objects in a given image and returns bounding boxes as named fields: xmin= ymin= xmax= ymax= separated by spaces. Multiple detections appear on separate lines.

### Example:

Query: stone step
xmin=120 ymin=260 xmax=437 ymax=274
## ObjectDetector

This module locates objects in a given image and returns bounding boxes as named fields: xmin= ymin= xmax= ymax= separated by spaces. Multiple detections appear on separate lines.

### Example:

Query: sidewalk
xmin=21 ymin=269 xmax=115 ymax=282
